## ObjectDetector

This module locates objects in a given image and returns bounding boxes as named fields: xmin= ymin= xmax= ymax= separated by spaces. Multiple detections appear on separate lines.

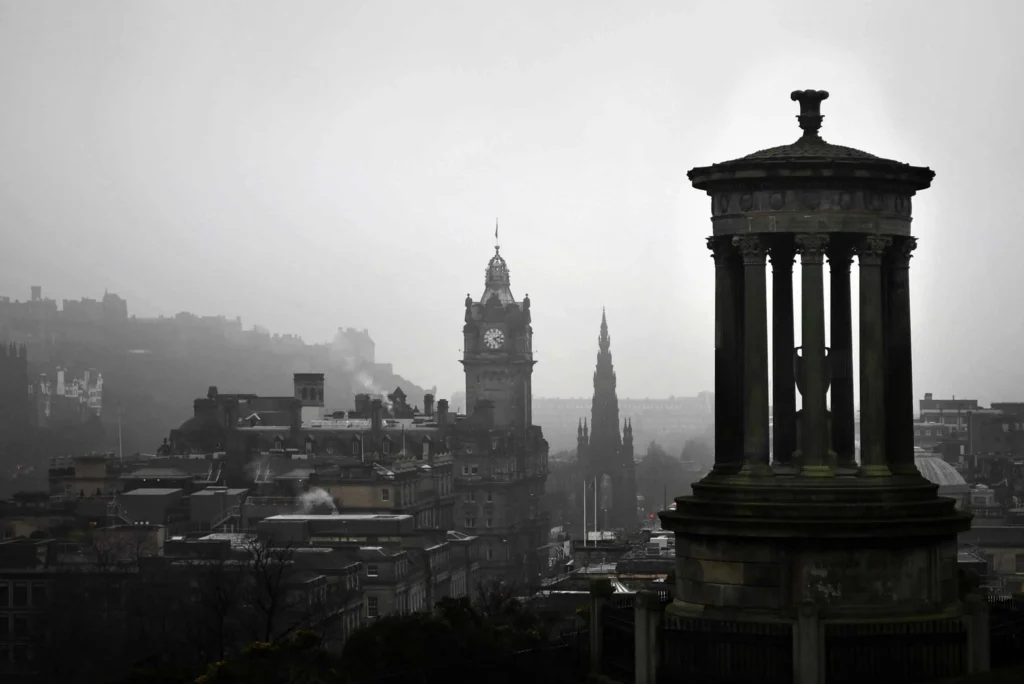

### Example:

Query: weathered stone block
xmin=679 ymin=578 xmax=781 ymax=610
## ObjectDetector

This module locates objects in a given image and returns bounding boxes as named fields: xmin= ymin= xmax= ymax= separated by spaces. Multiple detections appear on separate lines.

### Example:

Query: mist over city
xmin=1 ymin=2 xmax=1023 ymax=683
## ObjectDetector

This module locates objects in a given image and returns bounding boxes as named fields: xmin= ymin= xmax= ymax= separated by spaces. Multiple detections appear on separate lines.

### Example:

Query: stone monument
xmin=659 ymin=90 xmax=981 ymax=684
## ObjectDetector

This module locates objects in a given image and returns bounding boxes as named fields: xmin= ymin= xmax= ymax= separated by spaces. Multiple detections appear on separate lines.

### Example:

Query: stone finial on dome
xmin=790 ymin=89 xmax=830 ymax=140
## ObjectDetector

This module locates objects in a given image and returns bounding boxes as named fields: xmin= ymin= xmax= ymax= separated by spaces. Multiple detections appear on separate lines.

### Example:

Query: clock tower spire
xmin=461 ymin=241 xmax=535 ymax=429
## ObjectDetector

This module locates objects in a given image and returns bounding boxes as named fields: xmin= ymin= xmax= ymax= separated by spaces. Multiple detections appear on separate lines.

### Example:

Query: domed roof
xmin=722 ymin=91 xmax=889 ymax=166
xmin=688 ymin=90 xmax=934 ymax=191
xmin=479 ymin=246 xmax=516 ymax=306
xmin=914 ymin=456 xmax=969 ymax=489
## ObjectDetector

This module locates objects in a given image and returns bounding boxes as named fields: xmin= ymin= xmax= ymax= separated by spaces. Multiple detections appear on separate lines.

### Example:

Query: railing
xmin=823 ymin=618 xmax=966 ymax=684
xmin=602 ymin=593 xmax=636 ymax=682
xmin=659 ymin=615 xmax=793 ymax=684
xmin=106 ymin=500 xmax=135 ymax=525
xmin=210 ymin=504 xmax=241 ymax=530
xmin=358 ymin=638 xmax=589 ymax=684
xmin=989 ymin=594 xmax=1024 ymax=668
xmin=245 ymin=496 xmax=298 ymax=507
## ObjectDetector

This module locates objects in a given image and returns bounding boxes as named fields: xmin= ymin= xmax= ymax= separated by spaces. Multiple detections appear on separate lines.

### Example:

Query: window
xmin=461 ymin=465 xmax=470 ymax=475
xmin=486 ymin=492 xmax=493 ymax=503
xmin=30 ymin=583 xmax=46 ymax=607
xmin=468 ymin=492 xmax=475 ymax=502
xmin=12 ymin=583 xmax=26 ymax=608
xmin=486 ymin=518 xmax=493 ymax=528
xmin=352 ymin=438 xmax=361 ymax=457
xmin=367 ymin=596 xmax=379 ymax=618
xmin=0 ymin=614 xmax=8 ymax=638
xmin=13 ymin=615 xmax=27 ymax=639
xmin=485 ymin=547 xmax=493 ymax=561
xmin=465 ymin=517 xmax=476 ymax=528
xmin=0 ymin=582 xmax=8 ymax=607
xmin=1016 ymin=554 xmax=1024 ymax=574
xmin=366 ymin=564 xmax=379 ymax=577
xmin=381 ymin=488 xmax=390 ymax=502
xmin=470 ymin=465 xmax=479 ymax=475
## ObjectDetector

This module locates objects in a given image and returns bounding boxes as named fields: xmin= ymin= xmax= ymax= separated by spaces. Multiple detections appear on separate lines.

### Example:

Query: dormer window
xmin=382 ymin=439 xmax=391 ymax=455
xmin=421 ymin=439 xmax=430 ymax=460
xmin=274 ymin=439 xmax=283 ymax=450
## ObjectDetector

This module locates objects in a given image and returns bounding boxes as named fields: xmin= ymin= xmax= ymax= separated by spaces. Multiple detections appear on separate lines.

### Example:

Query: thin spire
xmin=599 ymin=308 xmax=610 ymax=352
xmin=495 ymin=218 xmax=500 ymax=252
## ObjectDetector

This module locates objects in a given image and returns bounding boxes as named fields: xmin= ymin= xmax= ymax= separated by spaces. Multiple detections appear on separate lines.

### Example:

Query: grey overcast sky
xmin=1 ymin=0 xmax=1022 ymax=404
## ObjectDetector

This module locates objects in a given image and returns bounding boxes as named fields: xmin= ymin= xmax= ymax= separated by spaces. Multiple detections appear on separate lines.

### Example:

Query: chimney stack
xmin=354 ymin=394 xmax=371 ymax=417
xmin=437 ymin=399 xmax=449 ymax=426
xmin=424 ymin=393 xmax=435 ymax=418
xmin=371 ymin=398 xmax=383 ymax=433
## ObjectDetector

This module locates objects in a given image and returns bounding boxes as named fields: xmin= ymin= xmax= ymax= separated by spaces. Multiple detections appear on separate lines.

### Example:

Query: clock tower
xmin=461 ymin=245 xmax=534 ymax=429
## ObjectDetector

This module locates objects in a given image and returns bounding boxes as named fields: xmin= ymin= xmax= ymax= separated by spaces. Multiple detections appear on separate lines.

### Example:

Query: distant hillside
xmin=0 ymin=298 xmax=428 ymax=458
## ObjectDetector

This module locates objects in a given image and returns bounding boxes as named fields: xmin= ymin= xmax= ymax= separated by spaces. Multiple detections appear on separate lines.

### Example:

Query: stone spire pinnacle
xmin=599 ymin=307 xmax=610 ymax=352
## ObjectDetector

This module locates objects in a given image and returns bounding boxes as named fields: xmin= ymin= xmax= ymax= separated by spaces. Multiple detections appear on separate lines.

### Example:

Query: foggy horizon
xmin=3 ymin=0 xmax=1023 ymax=405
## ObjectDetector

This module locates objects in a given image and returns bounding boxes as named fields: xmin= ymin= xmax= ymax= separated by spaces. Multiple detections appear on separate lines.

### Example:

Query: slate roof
xmin=123 ymin=467 xmax=193 ymax=480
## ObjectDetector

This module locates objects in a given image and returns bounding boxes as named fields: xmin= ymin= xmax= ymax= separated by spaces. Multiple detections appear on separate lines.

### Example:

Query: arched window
xmin=352 ymin=437 xmax=361 ymax=457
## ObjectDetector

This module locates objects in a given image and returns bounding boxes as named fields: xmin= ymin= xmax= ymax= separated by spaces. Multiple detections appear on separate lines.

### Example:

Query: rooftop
xmin=122 ymin=488 xmax=183 ymax=496
xmin=914 ymin=456 xmax=969 ymax=489
xmin=193 ymin=488 xmax=249 ymax=497
xmin=123 ymin=467 xmax=193 ymax=480
xmin=263 ymin=513 xmax=412 ymax=522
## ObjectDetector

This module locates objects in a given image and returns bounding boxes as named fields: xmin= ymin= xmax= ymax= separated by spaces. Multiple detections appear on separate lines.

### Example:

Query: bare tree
xmin=240 ymin=536 xmax=299 ymax=643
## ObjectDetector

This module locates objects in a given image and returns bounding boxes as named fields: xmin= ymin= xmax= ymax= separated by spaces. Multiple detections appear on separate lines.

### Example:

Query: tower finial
xmin=495 ymin=217 xmax=500 ymax=253
xmin=790 ymin=89 xmax=830 ymax=140
xmin=599 ymin=309 xmax=610 ymax=352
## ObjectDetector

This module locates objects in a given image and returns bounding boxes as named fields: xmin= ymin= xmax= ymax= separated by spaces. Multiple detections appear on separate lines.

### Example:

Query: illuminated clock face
xmin=484 ymin=328 xmax=505 ymax=350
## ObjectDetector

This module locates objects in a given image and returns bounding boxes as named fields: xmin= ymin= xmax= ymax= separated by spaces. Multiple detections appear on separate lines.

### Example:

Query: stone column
xmin=795 ymin=602 xmax=822 ymax=684
xmin=795 ymin=234 xmax=833 ymax=477
xmin=857 ymin=235 xmax=893 ymax=477
xmin=709 ymin=237 xmax=744 ymax=475
xmin=770 ymin=237 xmax=797 ymax=473
xmin=828 ymin=239 xmax=857 ymax=472
xmin=962 ymin=593 xmax=991 ymax=674
xmin=588 ymin=578 xmax=613 ymax=675
xmin=732 ymin=236 xmax=771 ymax=475
xmin=634 ymin=590 xmax=663 ymax=684
xmin=885 ymin=237 xmax=919 ymax=476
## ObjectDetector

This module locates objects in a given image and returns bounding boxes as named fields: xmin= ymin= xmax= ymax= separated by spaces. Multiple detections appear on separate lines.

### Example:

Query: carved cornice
xmin=706 ymin=235 xmax=735 ymax=265
xmin=826 ymin=237 xmax=855 ymax=267
xmin=795 ymin=234 xmax=830 ymax=265
xmin=768 ymin=235 xmax=796 ymax=266
xmin=732 ymin=235 xmax=767 ymax=265
xmin=855 ymin=236 xmax=893 ymax=266
xmin=709 ymin=189 xmax=915 ymax=218
xmin=887 ymin=236 xmax=918 ymax=269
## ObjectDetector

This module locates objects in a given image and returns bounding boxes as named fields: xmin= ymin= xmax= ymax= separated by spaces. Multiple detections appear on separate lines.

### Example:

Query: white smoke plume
xmin=298 ymin=487 xmax=337 ymax=514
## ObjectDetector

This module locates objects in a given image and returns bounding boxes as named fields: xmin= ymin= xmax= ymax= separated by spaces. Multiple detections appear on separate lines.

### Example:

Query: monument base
xmin=658 ymin=476 xmax=979 ymax=684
